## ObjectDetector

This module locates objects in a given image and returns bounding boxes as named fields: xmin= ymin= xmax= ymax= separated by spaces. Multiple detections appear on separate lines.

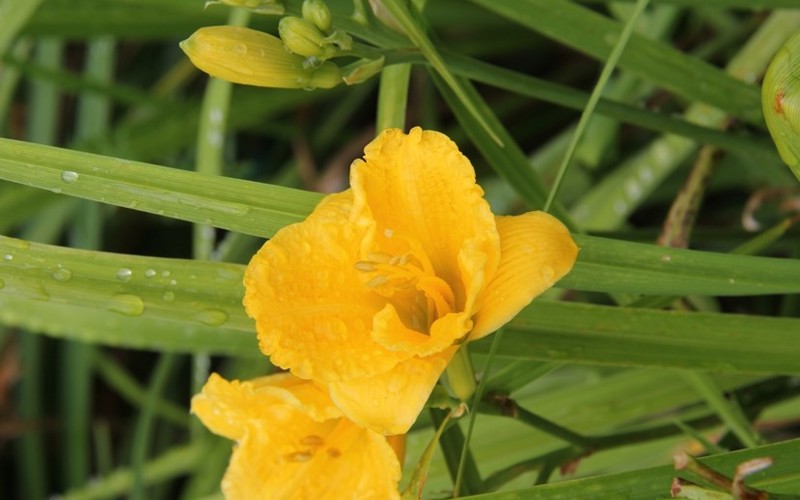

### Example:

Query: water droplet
xmin=161 ymin=270 xmax=171 ymax=277
xmin=660 ymin=255 xmax=672 ymax=263
xmin=194 ymin=309 xmax=228 ymax=326
xmin=116 ymin=268 xmax=132 ymax=282
xmin=284 ymin=451 xmax=312 ymax=462
xmin=29 ymin=284 xmax=50 ymax=301
xmin=300 ymin=435 xmax=324 ymax=446
xmin=3 ymin=254 xmax=12 ymax=261
xmin=540 ymin=265 xmax=555 ymax=282
xmin=169 ymin=279 xmax=177 ymax=286
xmin=107 ymin=294 xmax=144 ymax=316
xmin=384 ymin=228 xmax=394 ymax=238
xmin=50 ymin=187 xmax=62 ymax=194
xmin=162 ymin=291 xmax=175 ymax=302
xmin=233 ymin=42 xmax=248 ymax=55
xmin=52 ymin=268 xmax=72 ymax=282
xmin=144 ymin=268 xmax=157 ymax=278
xmin=728 ymin=278 xmax=736 ymax=284
xmin=61 ymin=170 xmax=79 ymax=183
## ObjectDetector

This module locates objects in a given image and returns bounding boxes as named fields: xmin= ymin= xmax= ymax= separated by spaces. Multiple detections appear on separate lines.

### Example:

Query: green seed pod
xmin=762 ymin=31 xmax=800 ymax=181
xmin=180 ymin=26 xmax=341 ymax=89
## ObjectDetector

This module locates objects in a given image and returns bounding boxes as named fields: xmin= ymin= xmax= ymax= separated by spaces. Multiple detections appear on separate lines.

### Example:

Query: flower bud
xmin=301 ymin=0 xmax=331 ymax=32
xmin=205 ymin=0 xmax=284 ymax=15
xmin=180 ymin=26 xmax=341 ymax=89
xmin=279 ymin=16 xmax=336 ymax=60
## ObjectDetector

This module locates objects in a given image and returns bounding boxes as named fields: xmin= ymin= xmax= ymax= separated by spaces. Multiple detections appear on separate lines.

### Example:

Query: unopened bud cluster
xmin=183 ymin=0 xmax=386 ymax=90
xmin=278 ymin=0 xmax=352 ymax=61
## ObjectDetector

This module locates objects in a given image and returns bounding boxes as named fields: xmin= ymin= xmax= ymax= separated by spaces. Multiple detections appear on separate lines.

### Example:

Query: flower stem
xmin=446 ymin=346 xmax=477 ymax=402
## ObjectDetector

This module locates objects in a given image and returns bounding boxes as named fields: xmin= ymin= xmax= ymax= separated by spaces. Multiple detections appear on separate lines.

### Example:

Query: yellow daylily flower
xmin=244 ymin=127 xmax=578 ymax=435
xmin=180 ymin=26 xmax=342 ymax=89
xmin=192 ymin=373 xmax=401 ymax=499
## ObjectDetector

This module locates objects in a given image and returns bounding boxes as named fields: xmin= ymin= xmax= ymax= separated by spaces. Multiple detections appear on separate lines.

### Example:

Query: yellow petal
xmin=243 ymin=191 xmax=407 ymax=382
xmin=350 ymin=127 xmax=500 ymax=311
xmin=192 ymin=373 xmax=401 ymax=500
xmin=328 ymin=348 xmax=457 ymax=435
xmin=371 ymin=303 xmax=472 ymax=357
xmin=470 ymin=211 xmax=578 ymax=340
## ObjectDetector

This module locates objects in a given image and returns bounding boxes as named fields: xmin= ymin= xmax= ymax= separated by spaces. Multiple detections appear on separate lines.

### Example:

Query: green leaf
xmin=468 ymin=0 xmax=763 ymax=125
xmin=486 ymin=300 xmax=800 ymax=374
xmin=459 ymin=439 xmax=800 ymax=499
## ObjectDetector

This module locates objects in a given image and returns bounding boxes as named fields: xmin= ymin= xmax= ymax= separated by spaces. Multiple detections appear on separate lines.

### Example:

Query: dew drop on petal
xmin=108 ymin=294 xmax=144 ymax=316
xmin=116 ymin=268 xmax=133 ymax=282
xmin=300 ymin=435 xmax=324 ymax=446
xmin=194 ymin=309 xmax=228 ymax=326
xmin=539 ymin=265 xmax=555 ymax=282
xmin=284 ymin=451 xmax=313 ymax=462
xmin=61 ymin=170 xmax=79 ymax=183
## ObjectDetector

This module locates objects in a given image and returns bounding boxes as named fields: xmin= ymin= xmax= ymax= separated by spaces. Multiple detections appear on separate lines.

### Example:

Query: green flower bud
xmin=763 ymin=31 xmax=800 ymax=180
xmin=205 ymin=0 xmax=284 ymax=15
xmin=302 ymin=0 xmax=331 ymax=32
xmin=279 ymin=16 xmax=337 ymax=60
xmin=180 ymin=26 xmax=341 ymax=89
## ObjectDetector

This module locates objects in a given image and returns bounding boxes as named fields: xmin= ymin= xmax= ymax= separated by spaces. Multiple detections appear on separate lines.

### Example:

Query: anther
xmin=354 ymin=261 xmax=376 ymax=272
xmin=366 ymin=275 xmax=389 ymax=288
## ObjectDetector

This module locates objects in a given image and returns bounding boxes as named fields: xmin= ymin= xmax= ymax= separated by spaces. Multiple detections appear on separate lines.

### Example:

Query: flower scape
xmin=193 ymin=127 xmax=578 ymax=498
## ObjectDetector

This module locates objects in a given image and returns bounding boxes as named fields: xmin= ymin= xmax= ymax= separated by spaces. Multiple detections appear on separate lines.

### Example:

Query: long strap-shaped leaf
xmin=3 ymin=235 xmax=800 ymax=374
xmin=468 ymin=0 xmax=763 ymax=125
xmin=2 ymin=138 xmax=800 ymax=296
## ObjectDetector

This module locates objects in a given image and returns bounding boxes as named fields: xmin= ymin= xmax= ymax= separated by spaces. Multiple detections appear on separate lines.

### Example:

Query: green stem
xmin=543 ymin=0 xmax=651 ymax=212
xmin=376 ymin=63 xmax=411 ymax=131
xmin=446 ymin=346 xmax=476 ymax=402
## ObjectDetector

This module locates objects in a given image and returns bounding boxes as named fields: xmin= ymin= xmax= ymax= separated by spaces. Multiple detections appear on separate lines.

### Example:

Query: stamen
xmin=354 ymin=261 xmax=376 ymax=272
xmin=389 ymin=254 xmax=410 ymax=266
xmin=366 ymin=275 xmax=390 ymax=288
xmin=367 ymin=251 xmax=393 ymax=263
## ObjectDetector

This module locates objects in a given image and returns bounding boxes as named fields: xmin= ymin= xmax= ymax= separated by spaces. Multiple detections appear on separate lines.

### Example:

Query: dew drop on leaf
xmin=107 ymin=294 xmax=144 ymax=316
xmin=61 ymin=170 xmax=79 ymax=183
xmin=194 ymin=309 xmax=228 ymax=326
xmin=52 ymin=268 xmax=72 ymax=282
xmin=116 ymin=268 xmax=133 ymax=282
